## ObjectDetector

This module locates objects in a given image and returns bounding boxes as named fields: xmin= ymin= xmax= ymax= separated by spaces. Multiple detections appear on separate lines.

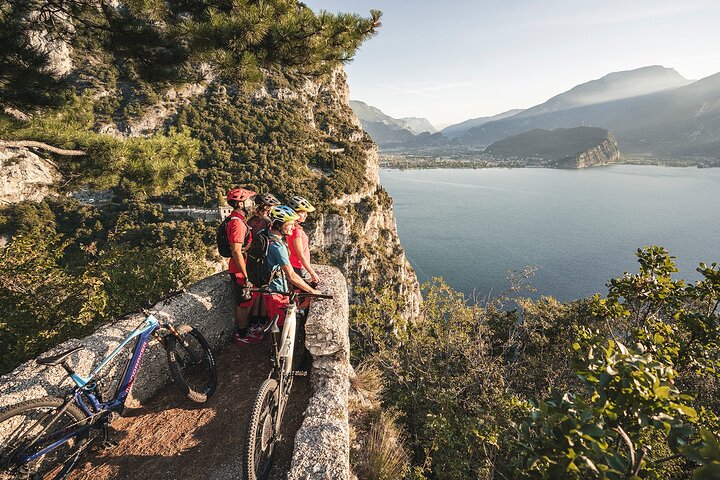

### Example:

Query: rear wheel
xmin=0 ymin=397 xmax=88 ymax=480
xmin=242 ymin=379 xmax=279 ymax=480
xmin=166 ymin=326 xmax=217 ymax=403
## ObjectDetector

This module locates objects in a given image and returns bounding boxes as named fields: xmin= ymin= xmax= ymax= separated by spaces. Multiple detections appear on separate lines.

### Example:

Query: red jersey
xmin=226 ymin=211 xmax=250 ymax=274
xmin=288 ymin=224 xmax=309 ymax=269
xmin=247 ymin=214 xmax=270 ymax=234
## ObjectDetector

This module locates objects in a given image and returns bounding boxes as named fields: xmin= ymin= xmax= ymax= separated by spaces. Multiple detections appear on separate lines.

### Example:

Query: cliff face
xmin=0 ymin=147 xmax=61 ymax=205
xmin=567 ymin=135 xmax=621 ymax=168
xmin=485 ymin=126 xmax=620 ymax=169
xmin=0 ymin=65 xmax=421 ymax=319
xmin=294 ymin=70 xmax=421 ymax=316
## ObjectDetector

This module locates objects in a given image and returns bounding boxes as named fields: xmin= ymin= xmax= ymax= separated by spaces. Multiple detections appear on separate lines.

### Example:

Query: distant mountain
xmin=513 ymin=66 xmax=691 ymax=120
xmin=484 ymin=127 xmax=620 ymax=168
xmin=441 ymin=109 xmax=524 ymax=139
xmin=398 ymin=117 xmax=438 ymax=135
xmin=459 ymin=67 xmax=720 ymax=158
xmin=359 ymin=121 xmax=417 ymax=147
xmin=349 ymin=100 xmax=437 ymax=135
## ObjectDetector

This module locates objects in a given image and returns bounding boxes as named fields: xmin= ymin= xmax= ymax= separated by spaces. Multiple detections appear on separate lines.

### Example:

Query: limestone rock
xmin=0 ymin=147 xmax=61 ymax=205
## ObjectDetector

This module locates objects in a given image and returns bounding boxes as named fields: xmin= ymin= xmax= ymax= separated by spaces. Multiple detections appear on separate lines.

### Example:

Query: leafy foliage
xmin=353 ymin=247 xmax=720 ymax=479
xmin=0 ymin=0 xmax=380 ymax=108
xmin=0 ymin=198 xmax=213 ymax=373
xmin=0 ymin=95 xmax=200 ymax=197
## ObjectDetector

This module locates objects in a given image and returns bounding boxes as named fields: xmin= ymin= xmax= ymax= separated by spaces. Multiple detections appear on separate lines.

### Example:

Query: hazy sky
xmin=303 ymin=0 xmax=720 ymax=128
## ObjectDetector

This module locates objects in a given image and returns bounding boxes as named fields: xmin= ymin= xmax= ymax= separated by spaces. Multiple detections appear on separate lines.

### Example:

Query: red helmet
xmin=227 ymin=187 xmax=256 ymax=203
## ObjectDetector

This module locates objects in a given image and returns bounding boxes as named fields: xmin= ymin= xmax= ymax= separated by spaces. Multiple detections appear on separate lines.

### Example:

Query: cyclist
xmin=248 ymin=192 xmax=280 ymax=233
xmin=287 ymin=195 xmax=320 ymax=286
xmin=245 ymin=192 xmax=280 ymax=333
xmin=263 ymin=206 xmax=321 ymax=331
xmin=225 ymin=187 xmax=257 ymax=345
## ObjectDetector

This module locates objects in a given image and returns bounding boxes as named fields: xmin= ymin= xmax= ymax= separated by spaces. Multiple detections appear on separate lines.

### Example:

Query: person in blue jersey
xmin=263 ymin=206 xmax=321 ymax=328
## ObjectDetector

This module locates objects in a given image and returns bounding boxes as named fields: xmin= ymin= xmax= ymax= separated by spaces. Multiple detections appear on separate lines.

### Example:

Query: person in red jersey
xmin=225 ymin=187 xmax=257 ymax=344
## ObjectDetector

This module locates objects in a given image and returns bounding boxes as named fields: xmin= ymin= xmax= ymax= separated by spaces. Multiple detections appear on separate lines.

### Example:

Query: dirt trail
xmin=69 ymin=337 xmax=310 ymax=480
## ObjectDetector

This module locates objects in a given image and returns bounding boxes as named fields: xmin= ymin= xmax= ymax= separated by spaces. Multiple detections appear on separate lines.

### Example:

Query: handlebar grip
xmin=297 ymin=293 xmax=334 ymax=299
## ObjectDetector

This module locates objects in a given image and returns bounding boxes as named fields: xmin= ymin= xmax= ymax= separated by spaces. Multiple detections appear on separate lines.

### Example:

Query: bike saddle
xmin=37 ymin=346 xmax=84 ymax=366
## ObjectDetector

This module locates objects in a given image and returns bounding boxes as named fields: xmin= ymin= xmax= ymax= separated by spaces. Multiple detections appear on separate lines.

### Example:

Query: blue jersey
xmin=266 ymin=233 xmax=290 ymax=293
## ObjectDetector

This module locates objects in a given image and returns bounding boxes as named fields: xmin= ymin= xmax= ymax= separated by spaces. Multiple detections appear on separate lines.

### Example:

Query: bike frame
xmin=276 ymin=303 xmax=298 ymax=380
xmin=18 ymin=315 xmax=161 ymax=464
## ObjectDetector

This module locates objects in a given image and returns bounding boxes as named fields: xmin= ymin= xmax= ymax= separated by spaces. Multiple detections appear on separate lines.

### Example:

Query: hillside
xmin=484 ymin=127 xmax=620 ymax=168
xmin=513 ymin=66 xmax=691 ymax=120
xmin=0 ymin=2 xmax=420 ymax=372
xmin=459 ymin=67 xmax=720 ymax=159
xmin=349 ymin=100 xmax=436 ymax=134
xmin=441 ymin=108 xmax=524 ymax=139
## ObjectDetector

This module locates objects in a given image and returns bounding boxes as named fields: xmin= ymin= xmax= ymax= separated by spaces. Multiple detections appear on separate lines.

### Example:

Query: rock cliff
xmin=0 ymin=65 xmax=421 ymax=319
xmin=0 ymin=147 xmax=61 ymax=205
xmin=559 ymin=134 xmax=621 ymax=168
xmin=484 ymin=126 xmax=620 ymax=168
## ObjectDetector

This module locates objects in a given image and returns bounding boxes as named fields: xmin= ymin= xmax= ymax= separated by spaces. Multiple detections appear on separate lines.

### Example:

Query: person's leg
xmin=232 ymin=274 xmax=256 ymax=343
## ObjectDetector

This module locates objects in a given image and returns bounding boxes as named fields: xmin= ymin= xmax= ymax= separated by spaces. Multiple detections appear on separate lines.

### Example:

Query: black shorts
xmin=229 ymin=273 xmax=253 ymax=306
xmin=293 ymin=266 xmax=310 ymax=281
xmin=293 ymin=267 xmax=318 ymax=289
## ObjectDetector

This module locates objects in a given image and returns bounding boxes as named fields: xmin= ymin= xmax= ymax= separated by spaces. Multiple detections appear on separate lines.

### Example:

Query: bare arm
xmin=281 ymin=264 xmax=319 ymax=294
xmin=292 ymin=235 xmax=319 ymax=283
xmin=230 ymin=242 xmax=249 ymax=280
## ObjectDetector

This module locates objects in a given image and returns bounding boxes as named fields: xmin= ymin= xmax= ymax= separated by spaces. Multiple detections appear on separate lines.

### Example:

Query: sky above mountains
xmin=304 ymin=0 xmax=720 ymax=128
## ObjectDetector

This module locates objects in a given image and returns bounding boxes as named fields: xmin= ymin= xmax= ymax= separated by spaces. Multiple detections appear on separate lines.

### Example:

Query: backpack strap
xmin=226 ymin=215 xmax=252 ymax=252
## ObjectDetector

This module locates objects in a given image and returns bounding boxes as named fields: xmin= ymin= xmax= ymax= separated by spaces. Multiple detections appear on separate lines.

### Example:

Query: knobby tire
xmin=0 ymin=397 xmax=88 ymax=480
xmin=165 ymin=326 xmax=217 ymax=403
xmin=242 ymin=378 xmax=279 ymax=480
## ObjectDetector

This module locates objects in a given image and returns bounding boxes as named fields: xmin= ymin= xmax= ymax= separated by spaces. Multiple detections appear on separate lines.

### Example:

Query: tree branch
xmin=614 ymin=426 xmax=636 ymax=474
xmin=0 ymin=140 xmax=86 ymax=156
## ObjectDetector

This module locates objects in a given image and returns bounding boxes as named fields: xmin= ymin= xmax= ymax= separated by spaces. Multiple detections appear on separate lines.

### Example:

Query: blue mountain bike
xmin=0 ymin=310 xmax=216 ymax=479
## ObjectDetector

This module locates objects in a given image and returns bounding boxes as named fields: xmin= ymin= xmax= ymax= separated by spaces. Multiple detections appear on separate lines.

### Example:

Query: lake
xmin=380 ymin=165 xmax=720 ymax=302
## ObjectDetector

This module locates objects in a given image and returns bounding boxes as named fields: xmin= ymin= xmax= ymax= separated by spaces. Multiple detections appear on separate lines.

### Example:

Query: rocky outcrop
xmin=0 ymin=147 xmax=61 ymax=205
xmin=484 ymin=127 xmax=620 ymax=169
xmin=564 ymin=135 xmax=621 ymax=168
xmin=288 ymin=265 xmax=351 ymax=479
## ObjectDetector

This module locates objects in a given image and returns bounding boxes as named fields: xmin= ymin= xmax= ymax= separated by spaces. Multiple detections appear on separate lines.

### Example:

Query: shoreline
xmin=379 ymin=160 xmax=720 ymax=171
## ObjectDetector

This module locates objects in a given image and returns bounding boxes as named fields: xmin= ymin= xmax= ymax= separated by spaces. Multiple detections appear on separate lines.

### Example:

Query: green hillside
xmin=0 ymin=0 xmax=381 ymax=371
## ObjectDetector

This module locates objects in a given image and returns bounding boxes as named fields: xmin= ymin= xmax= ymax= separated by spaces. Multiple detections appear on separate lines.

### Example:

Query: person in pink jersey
xmin=287 ymin=195 xmax=320 ymax=287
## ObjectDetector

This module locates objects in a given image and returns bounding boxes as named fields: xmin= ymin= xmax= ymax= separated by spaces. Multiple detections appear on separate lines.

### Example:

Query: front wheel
xmin=242 ymin=379 xmax=279 ymax=480
xmin=0 ymin=396 xmax=88 ymax=480
xmin=165 ymin=326 xmax=217 ymax=403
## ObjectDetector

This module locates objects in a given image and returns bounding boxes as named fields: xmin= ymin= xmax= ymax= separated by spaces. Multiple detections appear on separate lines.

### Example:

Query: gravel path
xmin=68 ymin=337 xmax=310 ymax=479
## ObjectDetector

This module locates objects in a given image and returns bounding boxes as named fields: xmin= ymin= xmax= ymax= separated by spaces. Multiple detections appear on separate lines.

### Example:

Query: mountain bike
xmin=0 ymin=301 xmax=217 ymax=479
xmin=242 ymin=290 xmax=332 ymax=480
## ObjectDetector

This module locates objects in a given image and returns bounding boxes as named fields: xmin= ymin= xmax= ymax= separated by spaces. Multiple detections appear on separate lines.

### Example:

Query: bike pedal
xmin=291 ymin=370 xmax=308 ymax=377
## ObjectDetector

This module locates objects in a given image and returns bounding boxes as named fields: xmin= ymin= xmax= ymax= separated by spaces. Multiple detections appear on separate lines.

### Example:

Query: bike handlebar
xmin=248 ymin=288 xmax=333 ymax=300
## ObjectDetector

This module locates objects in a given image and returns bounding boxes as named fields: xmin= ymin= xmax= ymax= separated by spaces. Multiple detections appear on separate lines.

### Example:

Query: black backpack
xmin=216 ymin=215 xmax=250 ymax=258
xmin=246 ymin=228 xmax=276 ymax=287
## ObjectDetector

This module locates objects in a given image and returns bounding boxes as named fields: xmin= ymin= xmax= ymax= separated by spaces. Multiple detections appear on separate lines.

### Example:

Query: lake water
xmin=380 ymin=166 xmax=720 ymax=302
